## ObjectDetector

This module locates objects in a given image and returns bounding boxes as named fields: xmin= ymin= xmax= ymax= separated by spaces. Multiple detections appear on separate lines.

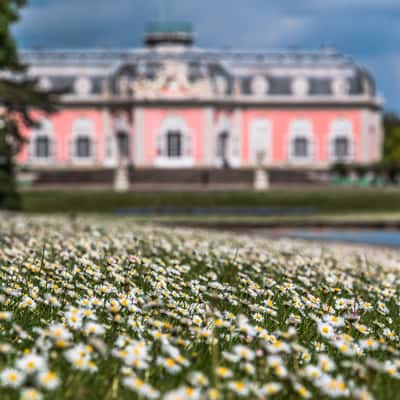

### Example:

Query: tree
xmin=0 ymin=0 xmax=58 ymax=209
xmin=383 ymin=113 xmax=400 ymax=165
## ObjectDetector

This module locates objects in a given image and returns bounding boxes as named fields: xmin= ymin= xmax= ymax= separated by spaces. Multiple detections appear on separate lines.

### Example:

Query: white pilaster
xmin=133 ymin=108 xmax=144 ymax=166
xmin=375 ymin=111 xmax=384 ymax=162
xmin=231 ymin=109 xmax=242 ymax=167
xmin=203 ymin=107 xmax=214 ymax=166
xmin=103 ymin=108 xmax=118 ymax=167
xmin=360 ymin=109 xmax=384 ymax=163
xmin=360 ymin=109 xmax=371 ymax=163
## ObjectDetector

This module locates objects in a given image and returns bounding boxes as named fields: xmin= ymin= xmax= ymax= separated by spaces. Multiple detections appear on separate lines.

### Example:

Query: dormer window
xmin=292 ymin=77 xmax=309 ymax=97
xmin=251 ymin=76 xmax=269 ymax=97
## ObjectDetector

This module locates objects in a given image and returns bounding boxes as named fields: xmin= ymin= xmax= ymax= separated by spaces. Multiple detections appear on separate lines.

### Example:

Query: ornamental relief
xmin=132 ymin=61 xmax=213 ymax=99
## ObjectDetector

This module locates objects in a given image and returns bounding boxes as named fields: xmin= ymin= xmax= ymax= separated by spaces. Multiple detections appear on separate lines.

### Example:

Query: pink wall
xmin=142 ymin=108 xmax=205 ymax=165
xmin=17 ymin=109 xmax=104 ymax=164
xmin=17 ymin=106 xmax=363 ymax=167
xmin=241 ymin=109 xmax=361 ymax=164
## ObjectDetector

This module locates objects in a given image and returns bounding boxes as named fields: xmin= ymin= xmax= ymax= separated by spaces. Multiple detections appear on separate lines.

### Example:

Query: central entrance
xmin=217 ymin=131 xmax=230 ymax=168
xmin=166 ymin=130 xmax=182 ymax=158
xmin=116 ymin=131 xmax=130 ymax=161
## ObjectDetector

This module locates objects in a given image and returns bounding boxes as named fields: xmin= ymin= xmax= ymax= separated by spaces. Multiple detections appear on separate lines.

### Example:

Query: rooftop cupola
xmin=144 ymin=22 xmax=194 ymax=48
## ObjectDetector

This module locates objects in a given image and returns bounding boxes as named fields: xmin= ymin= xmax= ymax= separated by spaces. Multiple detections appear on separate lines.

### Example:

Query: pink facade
xmin=18 ymin=25 xmax=384 ymax=170
xmin=241 ymin=109 xmax=362 ymax=164
xmin=17 ymin=105 xmax=381 ymax=169
xmin=142 ymin=108 xmax=205 ymax=165
xmin=18 ymin=109 xmax=105 ymax=166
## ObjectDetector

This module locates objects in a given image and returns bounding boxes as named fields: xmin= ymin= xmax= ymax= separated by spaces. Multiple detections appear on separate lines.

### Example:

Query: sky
xmin=12 ymin=0 xmax=400 ymax=113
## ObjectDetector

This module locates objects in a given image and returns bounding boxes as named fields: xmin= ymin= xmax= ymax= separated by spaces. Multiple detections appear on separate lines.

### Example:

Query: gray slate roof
xmin=20 ymin=45 xmax=376 ymax=98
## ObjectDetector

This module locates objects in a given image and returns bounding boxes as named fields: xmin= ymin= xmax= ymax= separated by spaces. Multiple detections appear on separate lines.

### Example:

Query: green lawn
xmin=18 ymin=188 xmax=400 ymax=215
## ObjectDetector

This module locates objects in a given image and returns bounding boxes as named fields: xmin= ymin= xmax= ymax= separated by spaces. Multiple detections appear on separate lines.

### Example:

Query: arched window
xmin=167 ymin=130 xmax=182 ymax=157
xmin=72 ymin=119 xmax=94 ymax=162
xmin=30 ymin=119 xmax=54 ymax=162
xmin=113 ymin=113 xmax=131 ymax=163
xmin=155 ymin=116 xmax=193 ymax=167
xmin=329 ymin=119 xmax=353 ymax=162
xmin=116 ymin=131 xmax=130 ymax=159
xmin=288 ymin=119 xmax=314 ymax=162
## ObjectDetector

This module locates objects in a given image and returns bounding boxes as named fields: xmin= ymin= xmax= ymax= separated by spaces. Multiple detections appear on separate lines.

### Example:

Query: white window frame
xmin=249 ymin=118 xmax=272 ymax=166
xmin=328 ymin=119 xmax=353 ymax=163
xmin=30 ymin=119 xmax=54 ymax=165
xmin=288 ymin=119 xmax=315 ymax=164
xmin=71 ymin=118 xmax=96 ymax=165
xmin=155 ymin=116 xmax=194 ymax=168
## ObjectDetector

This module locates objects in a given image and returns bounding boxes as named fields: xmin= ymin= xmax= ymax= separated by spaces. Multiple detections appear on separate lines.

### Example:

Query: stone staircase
xmin=23 ymin=167 xmax=324 ymax=190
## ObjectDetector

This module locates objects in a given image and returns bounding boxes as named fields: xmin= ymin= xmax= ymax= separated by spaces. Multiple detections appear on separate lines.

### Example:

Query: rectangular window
xmin=76 ymin=136 xmax=91 ymax=158
xmin=167 ymin=131 xmax=182 ymax=158
xmin=35 ymin=136 xmax=50 ymax=158
xmin=334 ymin=138 xmax=349 ymax=159
xmin=294 ymin=137 xmax=308 ymax=158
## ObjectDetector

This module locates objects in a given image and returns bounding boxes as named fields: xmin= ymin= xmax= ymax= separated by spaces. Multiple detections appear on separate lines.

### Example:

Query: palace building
xmin=17 ymin=23 xmax=383 ymax=176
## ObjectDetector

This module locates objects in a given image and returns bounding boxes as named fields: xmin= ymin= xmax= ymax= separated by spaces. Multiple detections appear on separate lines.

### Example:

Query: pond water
xmin=284 ymin=229 xmax=400 ymax=248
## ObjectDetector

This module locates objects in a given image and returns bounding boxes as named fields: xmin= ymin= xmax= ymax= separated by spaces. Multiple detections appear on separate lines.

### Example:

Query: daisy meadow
xmin=0 ymin=216 xmax=398 ymax=399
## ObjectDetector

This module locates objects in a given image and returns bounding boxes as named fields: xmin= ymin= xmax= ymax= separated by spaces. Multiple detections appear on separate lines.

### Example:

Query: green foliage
xmin=383 ymin=113 xmax=400 ymax=165
xmin=0 ymin=0 xmax=57 ymax=209
xmin=330 ymin=163 xmax=348 ymax=177
xmin=0 ymin=118 xmax=20 ymax=209
xmin=0 ymin=0 xmax=27 ymax=70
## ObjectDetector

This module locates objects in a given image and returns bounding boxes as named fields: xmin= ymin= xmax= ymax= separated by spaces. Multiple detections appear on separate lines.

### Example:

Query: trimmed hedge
xmin=17 ymin=188 xmax=400 ymax=214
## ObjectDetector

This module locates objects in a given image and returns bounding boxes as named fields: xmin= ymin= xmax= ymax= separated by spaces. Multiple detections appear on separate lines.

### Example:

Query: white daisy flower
xmin=0 ymin=368 xmax=25 ymax=388
xmin=318 ymin=322 xmax=335 ymax=339
xmin=317 ymin=375 xmax=349 ymax=398
xmin=228 ymin=381 xmax=250 ymax=397
xmin=20 ymin=388 xmax=43 ymax=400
xmin=37 ymin=371 xmax=60 ymax=390
xmin=16 ymin=354 xmax=47 ymax=374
